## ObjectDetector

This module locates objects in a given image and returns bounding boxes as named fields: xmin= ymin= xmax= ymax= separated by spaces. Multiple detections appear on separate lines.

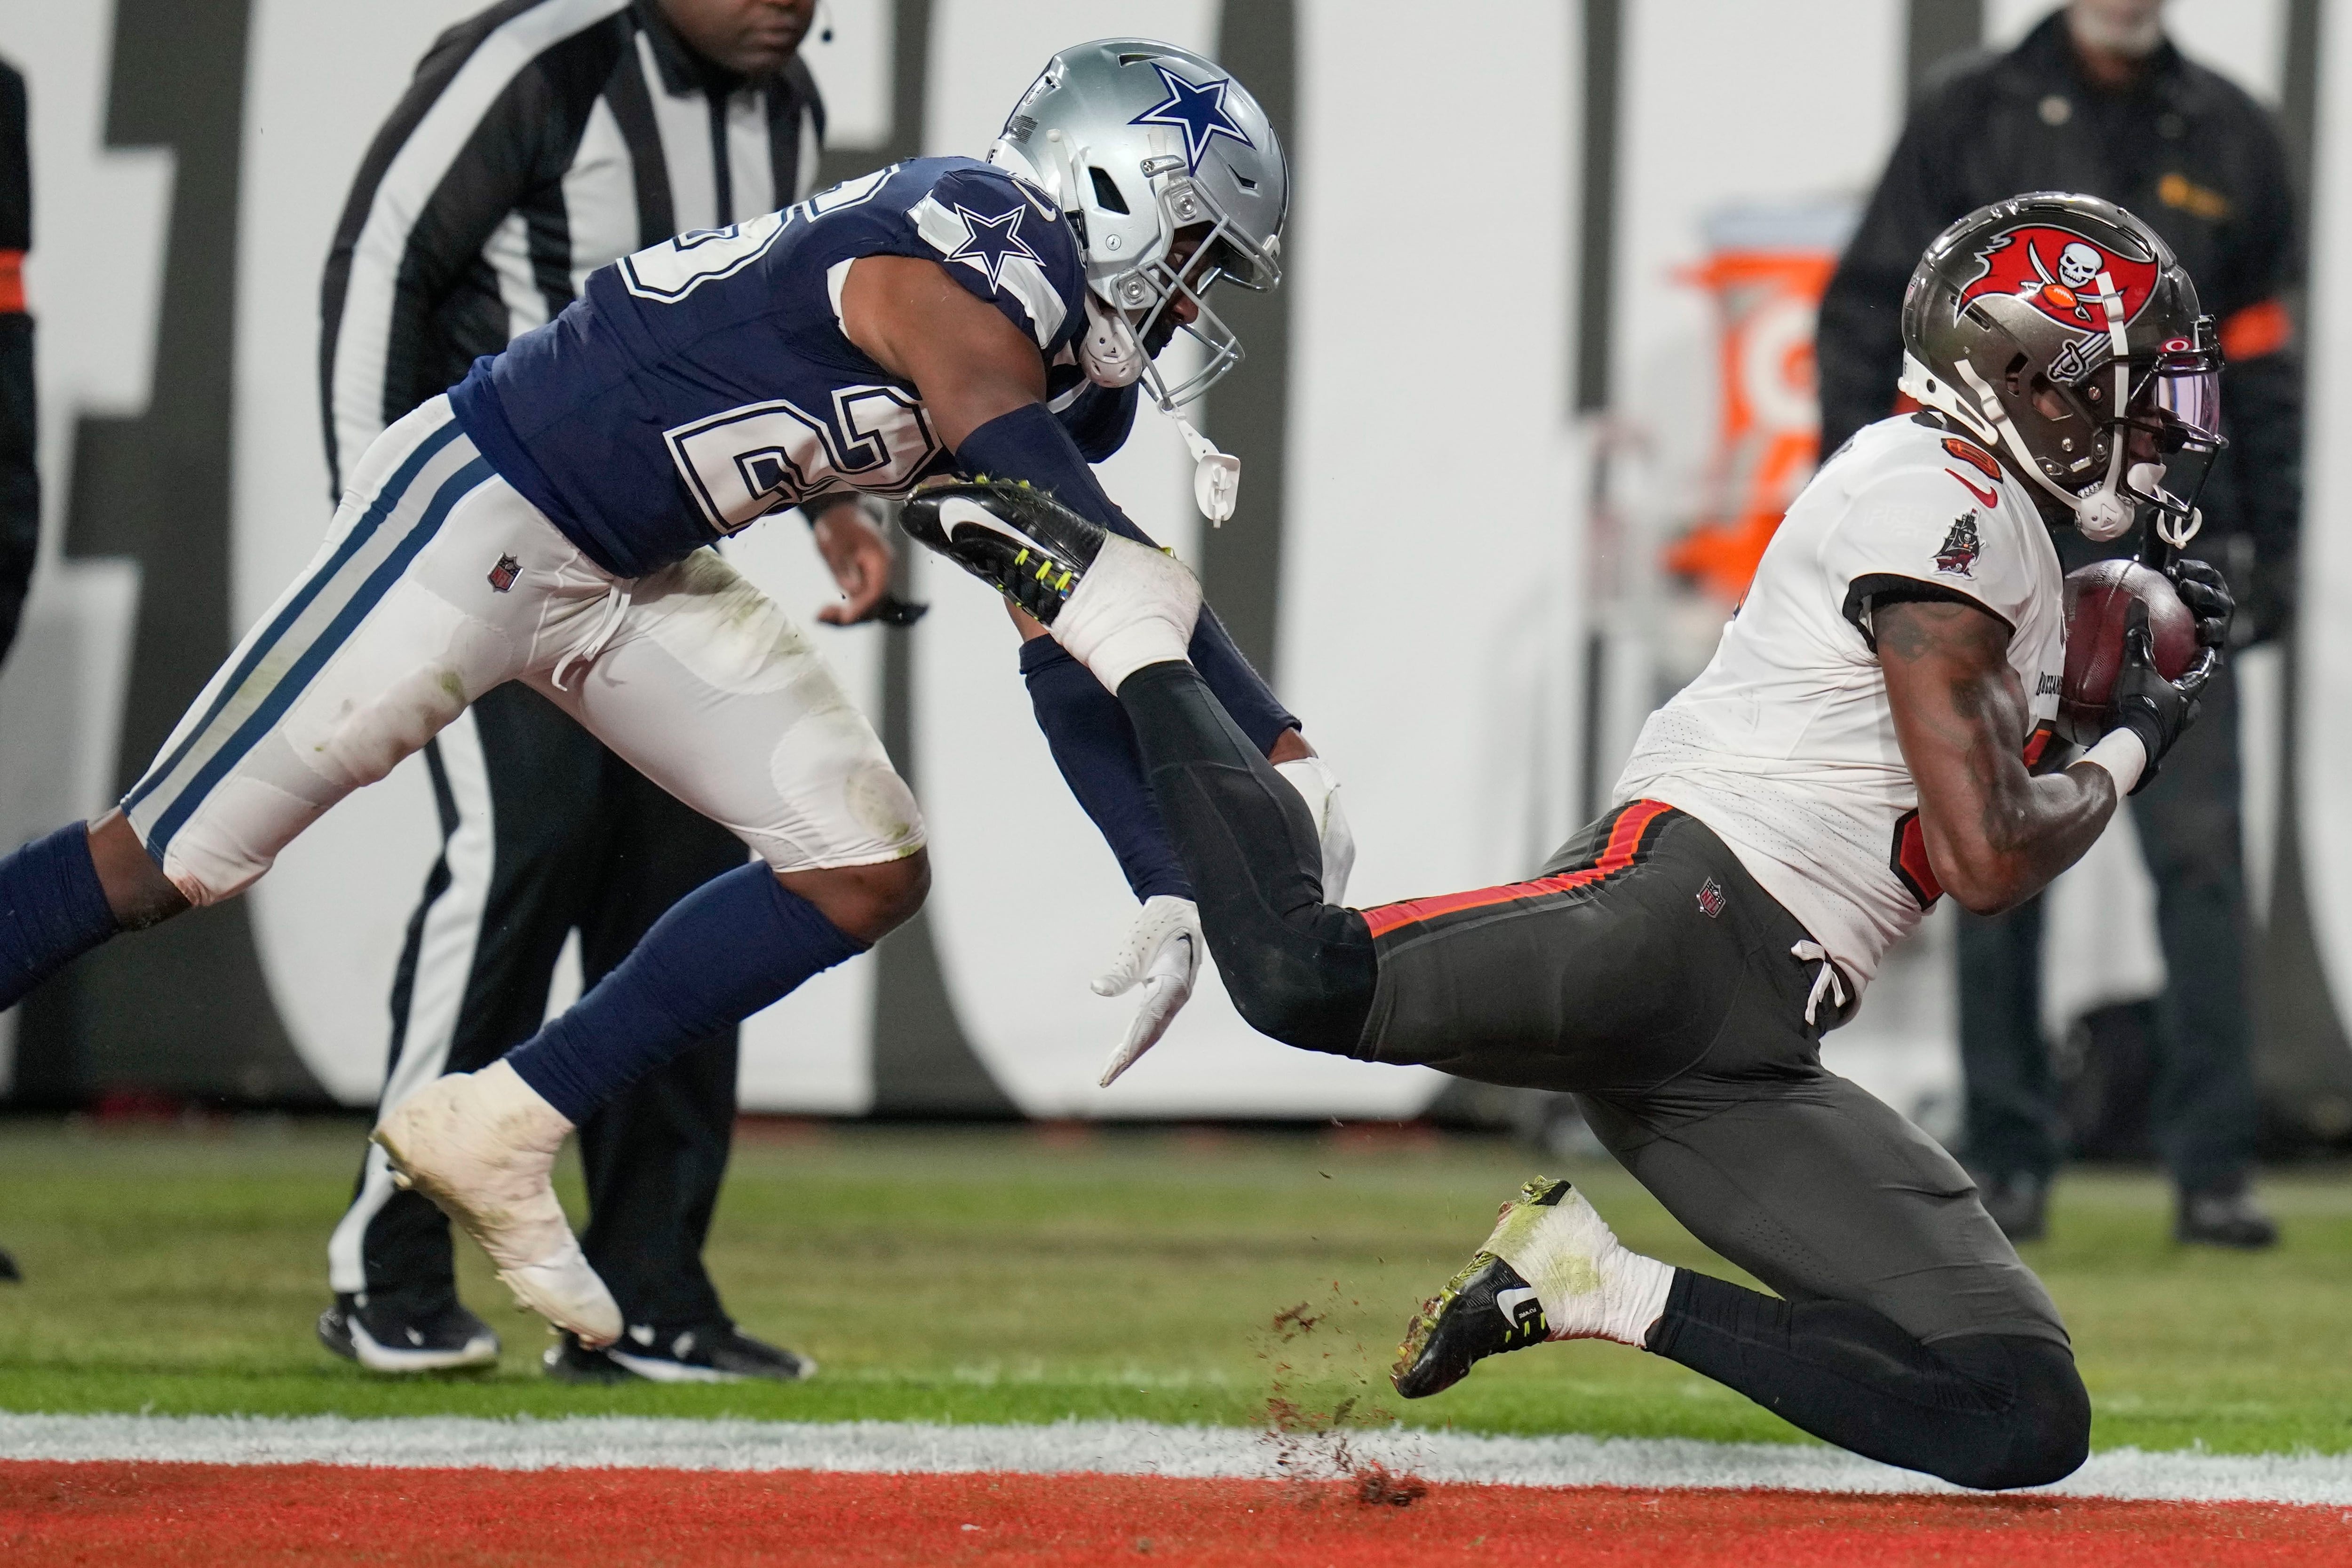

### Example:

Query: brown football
xmin=2058 ymin=559 xmax=2198 ymax=744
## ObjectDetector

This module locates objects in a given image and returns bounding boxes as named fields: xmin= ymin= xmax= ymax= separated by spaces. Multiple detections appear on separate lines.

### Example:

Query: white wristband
xmin=2079 ymin=728 xmax=2149 ymax=797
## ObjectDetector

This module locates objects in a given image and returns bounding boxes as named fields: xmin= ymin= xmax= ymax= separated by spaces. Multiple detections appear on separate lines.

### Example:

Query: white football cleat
xmin=1051 ymin=532 xmax=1203 ymax=694
xmin=1393 ymin=1177 xmax=1676 ymax=1399
xmin=371 ymin=1060 xmax=622 ymax=1349
xmin=1488 ymin=1176 xmax=1675 ymax=1345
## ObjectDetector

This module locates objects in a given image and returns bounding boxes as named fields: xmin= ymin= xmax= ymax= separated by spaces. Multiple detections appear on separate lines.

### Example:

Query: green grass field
xmin=1 ymin=1118 xmax=2347 ymax=1456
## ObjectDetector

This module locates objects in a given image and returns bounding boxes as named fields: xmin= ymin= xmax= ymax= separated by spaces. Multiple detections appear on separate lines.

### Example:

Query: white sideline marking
xmin=2 ymin=1414 xmax=2349 ymax=1506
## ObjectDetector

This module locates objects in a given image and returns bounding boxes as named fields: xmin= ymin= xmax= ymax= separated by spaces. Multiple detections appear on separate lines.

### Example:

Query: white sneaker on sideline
xmin=371 ymin=1061 xmax=622 ymax=1348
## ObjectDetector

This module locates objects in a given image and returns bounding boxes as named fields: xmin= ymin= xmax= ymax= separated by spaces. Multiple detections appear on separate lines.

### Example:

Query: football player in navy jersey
xmin=0 ymin=40 xmax=1341 ymax=1346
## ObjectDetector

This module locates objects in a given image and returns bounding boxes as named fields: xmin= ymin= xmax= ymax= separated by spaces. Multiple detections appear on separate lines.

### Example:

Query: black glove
xmin=2169 ymin=557 xmax=2234 ymax=652
xmin=2105 ymin=598 xmax=2218 ymax=794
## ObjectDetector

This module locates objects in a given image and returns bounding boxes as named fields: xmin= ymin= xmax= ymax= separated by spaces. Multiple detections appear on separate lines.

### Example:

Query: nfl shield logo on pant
xmin=1696 ymin=878 xmax=1727 ymax=919
xmin=488 ymin=554 xmax=520 ymax=593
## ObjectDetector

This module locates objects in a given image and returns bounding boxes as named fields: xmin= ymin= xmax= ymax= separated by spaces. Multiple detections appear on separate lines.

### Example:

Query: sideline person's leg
xmin=323 ymin=689 xmax=604 ymax=1371
xmin=1955 ymin=895 xmax=2059 ymax=1239
xmin=569 ymin=760 xmax=751 ymax=1356
xmin=2128 ymin=667 xmax=2269 ymax=1244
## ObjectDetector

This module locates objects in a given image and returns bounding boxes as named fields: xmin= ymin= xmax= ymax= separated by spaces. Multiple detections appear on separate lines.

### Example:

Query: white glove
xmin=1274 ymin=754 xmax=1356 ymax=905
xmin=1092 ymin=894 xmax=1202 ymax=1087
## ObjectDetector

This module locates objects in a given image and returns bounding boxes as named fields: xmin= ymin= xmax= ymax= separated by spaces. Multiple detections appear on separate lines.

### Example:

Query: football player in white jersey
xmin=904 ymin=193 xmax=2231 ymax=1489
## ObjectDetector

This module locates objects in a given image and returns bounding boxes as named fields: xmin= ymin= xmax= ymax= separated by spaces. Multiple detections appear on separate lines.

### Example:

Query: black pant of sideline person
xmin=321 ymin=684 xmax=808 ymax=1380
xmin=1959 ymin=593 xmax=2269 ymax=1249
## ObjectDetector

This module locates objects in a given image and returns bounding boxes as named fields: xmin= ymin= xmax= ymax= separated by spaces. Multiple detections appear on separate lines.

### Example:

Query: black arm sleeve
xmin=1019 ymin=637 xmax=1191 ymax=901
xmin=0 ymin=59 xmax=34 ymax=666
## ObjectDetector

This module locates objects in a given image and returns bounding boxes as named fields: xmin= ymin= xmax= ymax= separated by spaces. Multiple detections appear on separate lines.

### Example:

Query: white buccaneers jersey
xmin=1613 ymin=415 xmax=2064 ymax=992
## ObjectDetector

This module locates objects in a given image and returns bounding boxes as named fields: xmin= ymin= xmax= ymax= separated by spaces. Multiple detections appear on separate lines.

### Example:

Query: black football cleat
xmin=2176 ymin=1185 xmax=2278 ymax=1250
xmin=1391 ymin=1178 xmax=1575 ymax=1400
xmin=544 ymin=1323 xmax=817 ymax=1385
xmin=318 ymin=1293 xmax=500 ymax=1373
xmin=899 ymin=477 xmax=1107 ymax=624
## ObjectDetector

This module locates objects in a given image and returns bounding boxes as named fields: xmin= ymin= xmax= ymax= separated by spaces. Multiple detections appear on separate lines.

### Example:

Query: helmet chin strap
xmin=1174 ymin=415 xmax=1239 ymax=524
xmin=1078 ymin=293 xmax=1240 ymax=525
xmin=1078 ymin=294 xmax=1146 ymax=390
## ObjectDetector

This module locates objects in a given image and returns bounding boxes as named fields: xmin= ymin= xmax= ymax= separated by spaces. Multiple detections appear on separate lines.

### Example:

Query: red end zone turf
xmin=2 ymin=1463 xmax=2346 ymax=1567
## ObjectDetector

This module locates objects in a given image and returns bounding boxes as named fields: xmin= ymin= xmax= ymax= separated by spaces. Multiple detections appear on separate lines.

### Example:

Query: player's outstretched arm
xmin=844 ymin=258 xmax=1352 ymax=1074
xmin=1876 ymin=597 xmax=2118 ymax=915
xmin=840 ymin=254 xmax=1309 ymax=759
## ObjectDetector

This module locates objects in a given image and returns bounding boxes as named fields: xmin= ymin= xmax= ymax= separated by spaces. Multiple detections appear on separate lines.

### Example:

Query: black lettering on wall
xmin=1197 ymin=0 xmax=1294 ymax=680
xmin=1905 ymin=0 xmax=1985 ymax=97
xmin=17 ymin=0 xmax=325 ymax=1106
xmin=1574 ymin=0 xmax=1621 ymax=415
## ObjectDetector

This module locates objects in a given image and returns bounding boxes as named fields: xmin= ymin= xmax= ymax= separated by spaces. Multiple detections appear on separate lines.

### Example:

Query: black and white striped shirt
xmin=319 ymin=0 xmax=826 ymax=492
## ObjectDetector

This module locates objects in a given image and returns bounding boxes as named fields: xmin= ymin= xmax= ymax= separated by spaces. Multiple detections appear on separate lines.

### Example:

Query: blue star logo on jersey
xmin=1128 ymin=63 xmax=1255 ymax=174
xmin=946 ymin=204 xmax=1042 ymax=289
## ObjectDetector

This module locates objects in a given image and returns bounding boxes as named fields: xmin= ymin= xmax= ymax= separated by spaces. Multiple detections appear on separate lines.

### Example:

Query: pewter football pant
xmin=1115 ymin=660 xmax=2086 ymax=1487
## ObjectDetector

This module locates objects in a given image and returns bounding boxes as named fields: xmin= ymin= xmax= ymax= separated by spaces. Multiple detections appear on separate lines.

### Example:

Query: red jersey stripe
xmin=0 ymin=251 xmax=21 ymax=315
xmin=1361 ymin=799 xmax=1673 ymax=939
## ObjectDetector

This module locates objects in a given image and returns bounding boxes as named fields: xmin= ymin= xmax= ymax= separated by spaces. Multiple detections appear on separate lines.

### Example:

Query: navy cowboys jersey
xmin=450 ymin=156 xmax=1118 ymax=578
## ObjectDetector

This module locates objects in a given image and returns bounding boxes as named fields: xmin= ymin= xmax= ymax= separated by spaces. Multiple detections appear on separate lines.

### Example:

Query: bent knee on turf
xmin=1948 ymin=1335 xmax=2091 ymax=1490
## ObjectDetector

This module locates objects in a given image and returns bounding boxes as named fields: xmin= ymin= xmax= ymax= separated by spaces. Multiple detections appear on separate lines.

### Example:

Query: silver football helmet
xmin=989 ymin=38 xmax=1288 ymax=411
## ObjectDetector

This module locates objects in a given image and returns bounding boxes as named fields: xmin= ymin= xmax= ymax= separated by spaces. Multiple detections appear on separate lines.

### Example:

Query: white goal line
xmin=3 ymin=1413 xmax=2349 ymax=1506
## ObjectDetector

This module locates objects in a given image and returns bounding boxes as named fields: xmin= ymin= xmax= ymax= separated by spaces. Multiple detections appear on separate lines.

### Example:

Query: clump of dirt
xmin=1351 ymin=1462 xmax=1428 ymax=1508
xmin=1269 ymin=1302 xmax=1323 ymax=1337
xmin=1256 ymin=1290 xmax=1428 ymax=1508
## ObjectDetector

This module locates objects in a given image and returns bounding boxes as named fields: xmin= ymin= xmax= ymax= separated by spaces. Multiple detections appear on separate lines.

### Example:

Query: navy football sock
xmin=506 ymin=862 xmax=864 ymax=1124
xmin=0 ymin=824 xmax=122 ymax=1010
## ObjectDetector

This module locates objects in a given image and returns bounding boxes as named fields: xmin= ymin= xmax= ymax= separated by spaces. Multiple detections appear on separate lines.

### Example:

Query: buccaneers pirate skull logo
xmin=1953 ymin=223 xmax=2160 ymax=330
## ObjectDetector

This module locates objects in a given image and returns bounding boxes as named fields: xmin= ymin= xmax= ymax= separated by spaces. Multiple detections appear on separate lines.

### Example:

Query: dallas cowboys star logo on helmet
xmin=1128 ymin=61 xmax=1254 ymax=174
xmin=946 ymin=205 xmax=1041 ymax=289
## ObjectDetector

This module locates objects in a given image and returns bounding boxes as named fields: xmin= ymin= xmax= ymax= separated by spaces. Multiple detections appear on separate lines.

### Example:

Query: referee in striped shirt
xmin=318 ymin=0 xmax=866 ymax=1383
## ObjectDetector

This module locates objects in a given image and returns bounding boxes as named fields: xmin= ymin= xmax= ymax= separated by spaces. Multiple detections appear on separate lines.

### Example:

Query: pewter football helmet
xmin=1899 ymin=192 xmax=2221 ymax=545
xmin=989 ymin=38 xmax=1289 ymax=410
